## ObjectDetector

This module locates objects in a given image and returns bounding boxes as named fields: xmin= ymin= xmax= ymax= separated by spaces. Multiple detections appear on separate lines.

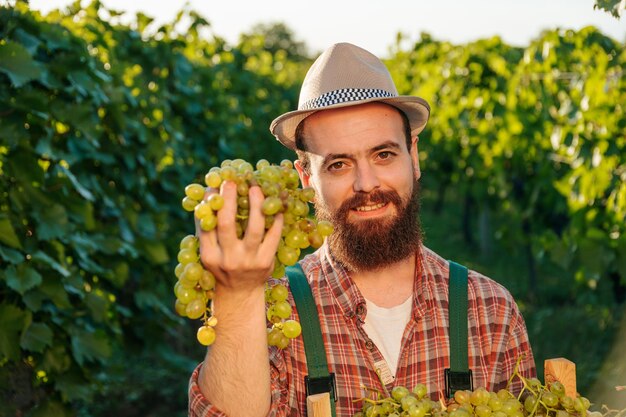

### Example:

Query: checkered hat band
xmin=300 ymin=88 xmax=395 ymax=110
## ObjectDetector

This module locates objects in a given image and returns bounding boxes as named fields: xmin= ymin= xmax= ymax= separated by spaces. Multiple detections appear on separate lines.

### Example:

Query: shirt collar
xmin=316 ymin=243 xmax=434 ymax=323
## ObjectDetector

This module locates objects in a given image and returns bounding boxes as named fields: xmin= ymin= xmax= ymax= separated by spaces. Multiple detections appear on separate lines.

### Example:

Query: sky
xmin=26 ymin=0 xmax=626 ymax=57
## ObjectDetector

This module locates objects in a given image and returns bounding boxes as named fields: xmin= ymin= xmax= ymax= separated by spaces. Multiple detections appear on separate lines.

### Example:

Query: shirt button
xmin=365 ymin=339 xmax=375 ymax=351
xmin=356 ymin=303 xmax=365 ymax=315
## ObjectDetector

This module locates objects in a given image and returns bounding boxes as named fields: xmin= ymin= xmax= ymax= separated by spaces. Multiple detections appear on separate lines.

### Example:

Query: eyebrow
xmin=321 ymin=140 xmax=402 ymax=167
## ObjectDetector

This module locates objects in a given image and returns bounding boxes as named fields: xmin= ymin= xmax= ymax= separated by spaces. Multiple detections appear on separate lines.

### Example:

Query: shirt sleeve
xmin=188 ymin=346 xmax=295 ymax=417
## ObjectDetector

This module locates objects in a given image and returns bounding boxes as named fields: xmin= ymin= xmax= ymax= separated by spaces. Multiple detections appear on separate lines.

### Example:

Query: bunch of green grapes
xmin=353 ymin=359 xmax=593 ymax=417
xmin=174 ymin=158 xmax=334 ymax=347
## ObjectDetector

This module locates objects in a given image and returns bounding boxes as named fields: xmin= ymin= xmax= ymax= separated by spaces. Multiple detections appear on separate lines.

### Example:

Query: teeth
xmin=355 ymin=203 xmax=385 ymax=212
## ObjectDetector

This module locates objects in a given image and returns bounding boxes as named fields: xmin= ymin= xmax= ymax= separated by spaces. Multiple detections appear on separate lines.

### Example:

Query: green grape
xmin=197 ymin=325 xmax=216 ymax=346
xmin=199 ymin=270 xmax=216 ymax=290
xmin=317 ymin=220 xmax=334 ymax=236
xmin=455 ymin=390 xmax=471 ymax=405
xmin=273 ymin=300 xmax=292 ymax=319
xmin=186 ymin=298 xmax=206 ymax=319
xmin=174 ymin=262 xmax=185 ymax=278
xmin=205 ymin=171 xmax=222 ymax=188
xmin=262 ymin=196 xmax=283 ymax=215
xmin=488 ymin=396 xmax=503 ymax=411
xmin=208 ymin=194 xmax=224 ymax=211
xmin=199 ymin=214 xmax=217 ymax=232
xmin=401 ymin=395 xmax=418 ymax=411
xmin=391 ymin=386 xmax=410 ymax=401
xmin=270 ymin=284 xmax=289 ymax=302
xmin=277 ymin=245 xmax=299 ymax=266
xmin=271 ymin=262 xmax=285 ymax=278
xmin=300 ymin=187 xmax=316 ymax=202
xmin=471 ymin=388 xmax=491 ymax=406
xmin=549 ymin=381 xmax=565 ymax=398
xmin=475 ymin=404 xmax=493 ymax=417
xmin=174 ymin=299 xmax=187 ymax=317
xmin=179 ymin=234 xmax=198 ymax=250
xmin=185 ymin=183 xmax=206 ymax=201
xmin=267 ymin=327 xmax=283 ymax=346
xmin=412 ymin=383 xmax=427 ymax=399
xmin=177 ymin=248 xmax=198 ymax=264
xmin=285 ymin=229 xmax=309 ymax=249
xmin=275 ymin=333 xmax=289 ymax=349
xmin=256 ymin=159 xmax=270 ymax=170
xmin=175 ymin=285 xmax=197 ymax=304
xmin=524 ymin=394 xmax=537 ymax=413
xmin=282 ymin=320 xmax=302 ymax=339
xmin=238 ymin=196 xmax=250 ymax=209
xmin=194 ymin=202 xmax=213 ymax=219
xmin=542 ymin=391 xmax=559 ymax=408
xmin=182 ymin=196 xmax=198 ymax=212
xmin=183 ymin=262 xmax=203 ymax=283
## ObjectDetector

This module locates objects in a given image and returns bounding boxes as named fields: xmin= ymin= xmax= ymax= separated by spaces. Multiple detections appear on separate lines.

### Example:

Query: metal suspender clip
xmin=444 ymin=368 xmax=473 ymax=398
xmin=305 ymin=373 xmax=337 ymax=402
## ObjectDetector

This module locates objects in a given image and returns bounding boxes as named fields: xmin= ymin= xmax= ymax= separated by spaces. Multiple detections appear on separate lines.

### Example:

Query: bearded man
xmin=188 ymin=42 xmax=536 ymax=417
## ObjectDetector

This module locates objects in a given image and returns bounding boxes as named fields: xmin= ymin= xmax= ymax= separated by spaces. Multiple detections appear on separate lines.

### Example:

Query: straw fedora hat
xmin=270 ymin=42 xmax=430 ymax=150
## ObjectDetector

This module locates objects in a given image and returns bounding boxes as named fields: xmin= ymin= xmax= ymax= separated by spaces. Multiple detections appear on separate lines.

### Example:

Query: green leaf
xmin=34 ymin=204 xmax=70 ymax=240
xmin=39 ymin=276 xmax=71 ymax=308
xmin=55 ymin=371 xmax=93 ymax=402
xmin=0 ymin=41 xmax=43 ymax=87
xmin=20 ymin=322 xmax=53 ymax=353
xmin=0 ymin=215 xmax=23 ymax=249
xmin=70 ymin=329 xmax=112 ymax=366
xmin=0 ymin=304 xmax=31 ymax=361
xmin=5 ymin=263 xmax=43 ymax=295
xmin=41 ymin=344 xmax=71 ymax=374
xmin=57 ymin=165 xmax=95 ymax=201
xmin=85 ymin=292 xmax=108 ymax=322
xmin=32 ymin=250 xmax=71 ymax=278
xmin=0 ymin=245 xmax=23 ymax=263
xmin=13 ymin=28 xmax=42 ymax=55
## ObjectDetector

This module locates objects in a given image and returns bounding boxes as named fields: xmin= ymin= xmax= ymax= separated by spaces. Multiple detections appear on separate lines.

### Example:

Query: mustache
xmin=338 ymin=189 xmax=403 ymax=214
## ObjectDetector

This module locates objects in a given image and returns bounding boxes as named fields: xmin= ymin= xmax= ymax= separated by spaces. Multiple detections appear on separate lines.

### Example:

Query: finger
xmin=215 ymin=181 xmax=239 ymax=247
xmin=258 ymin=213 xmax=284 ymax=260
xmin=243 ymin=185 xmax=266 ymax=247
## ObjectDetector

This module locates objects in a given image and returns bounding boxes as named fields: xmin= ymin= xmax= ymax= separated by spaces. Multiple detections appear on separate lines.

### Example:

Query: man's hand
xmin=196 ymin=180 xmax=283 ymax=417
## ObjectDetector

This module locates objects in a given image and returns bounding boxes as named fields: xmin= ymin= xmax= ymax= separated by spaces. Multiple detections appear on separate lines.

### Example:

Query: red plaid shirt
xmin=189 ymin=244 xmax=536 ymax=416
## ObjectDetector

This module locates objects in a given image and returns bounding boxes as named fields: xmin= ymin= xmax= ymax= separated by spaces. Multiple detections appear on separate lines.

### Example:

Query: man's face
xmin=295 ymin=102 xmax=423 ymax=271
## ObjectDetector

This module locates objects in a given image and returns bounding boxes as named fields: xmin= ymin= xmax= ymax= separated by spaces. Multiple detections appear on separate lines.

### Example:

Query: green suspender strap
xmin=445 ymin=260 xmax=473 ymax=398
xmin=286 ymin=263 xmax=337 ymax=417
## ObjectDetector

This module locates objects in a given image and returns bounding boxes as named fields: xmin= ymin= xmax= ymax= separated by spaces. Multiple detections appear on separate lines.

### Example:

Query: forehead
xmin=301 ymin=103 xmax=406 ymax=156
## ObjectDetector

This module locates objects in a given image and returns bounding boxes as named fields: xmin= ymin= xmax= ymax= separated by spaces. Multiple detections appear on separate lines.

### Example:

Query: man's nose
xmin=353 ymin=162 xmax=380 ymax=193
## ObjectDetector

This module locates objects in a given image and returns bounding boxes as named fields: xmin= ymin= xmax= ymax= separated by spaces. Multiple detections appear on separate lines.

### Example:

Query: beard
xmin=314 ymin=178 xmax=422 ymax=272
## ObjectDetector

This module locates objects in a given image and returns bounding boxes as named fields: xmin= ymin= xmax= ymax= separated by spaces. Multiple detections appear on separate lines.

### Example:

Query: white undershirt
xmin=362 ymin=296 xmax=413 ymax=377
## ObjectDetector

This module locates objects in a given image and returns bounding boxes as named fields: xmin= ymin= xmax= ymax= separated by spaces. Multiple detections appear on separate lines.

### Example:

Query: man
xmin=188 ymin=42 xmax=536 ymax=417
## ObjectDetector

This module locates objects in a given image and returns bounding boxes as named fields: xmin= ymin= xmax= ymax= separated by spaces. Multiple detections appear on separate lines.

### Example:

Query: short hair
xmin=294 ymin=105 xmax=412 ymax=174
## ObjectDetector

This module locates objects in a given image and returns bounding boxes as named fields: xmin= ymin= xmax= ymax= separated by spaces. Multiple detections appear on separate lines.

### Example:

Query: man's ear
xmin=410 ymin=135 xmax=421 ymax=179
xmin=294 ymin=159 xmax=311 ymax=188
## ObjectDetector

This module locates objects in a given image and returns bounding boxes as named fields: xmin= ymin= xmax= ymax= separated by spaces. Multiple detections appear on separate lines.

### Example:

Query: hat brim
xmin=270 ymin=96 xmax=431 ymax=150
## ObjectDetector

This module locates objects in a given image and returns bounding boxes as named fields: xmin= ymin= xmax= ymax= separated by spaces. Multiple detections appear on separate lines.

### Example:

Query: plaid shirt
xmin=189 ymin=244 xmax=536 ymax=416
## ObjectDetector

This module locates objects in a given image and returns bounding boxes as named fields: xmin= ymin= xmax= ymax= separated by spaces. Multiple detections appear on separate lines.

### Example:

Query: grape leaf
xmin=20 ymin=322 xmax=53 ymax=353
xmin=0 ymin=41 xmax=43 ymax=87
xmin=0 ymin=215 xmax=23 ymax=249
xmin=70 ymin=329 xmax=112 ymax=366
xmin=0 ymin=304 xmax=31 ymax=361
xmin=5 ymin=264 xmax=43 ymax=295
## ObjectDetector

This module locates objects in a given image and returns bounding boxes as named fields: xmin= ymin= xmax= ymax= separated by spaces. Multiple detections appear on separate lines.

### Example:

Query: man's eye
xmin=328 ymin=161 xmax=345 ymax=170
xmin=378 ymin=151 xmax=394 ymax=159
